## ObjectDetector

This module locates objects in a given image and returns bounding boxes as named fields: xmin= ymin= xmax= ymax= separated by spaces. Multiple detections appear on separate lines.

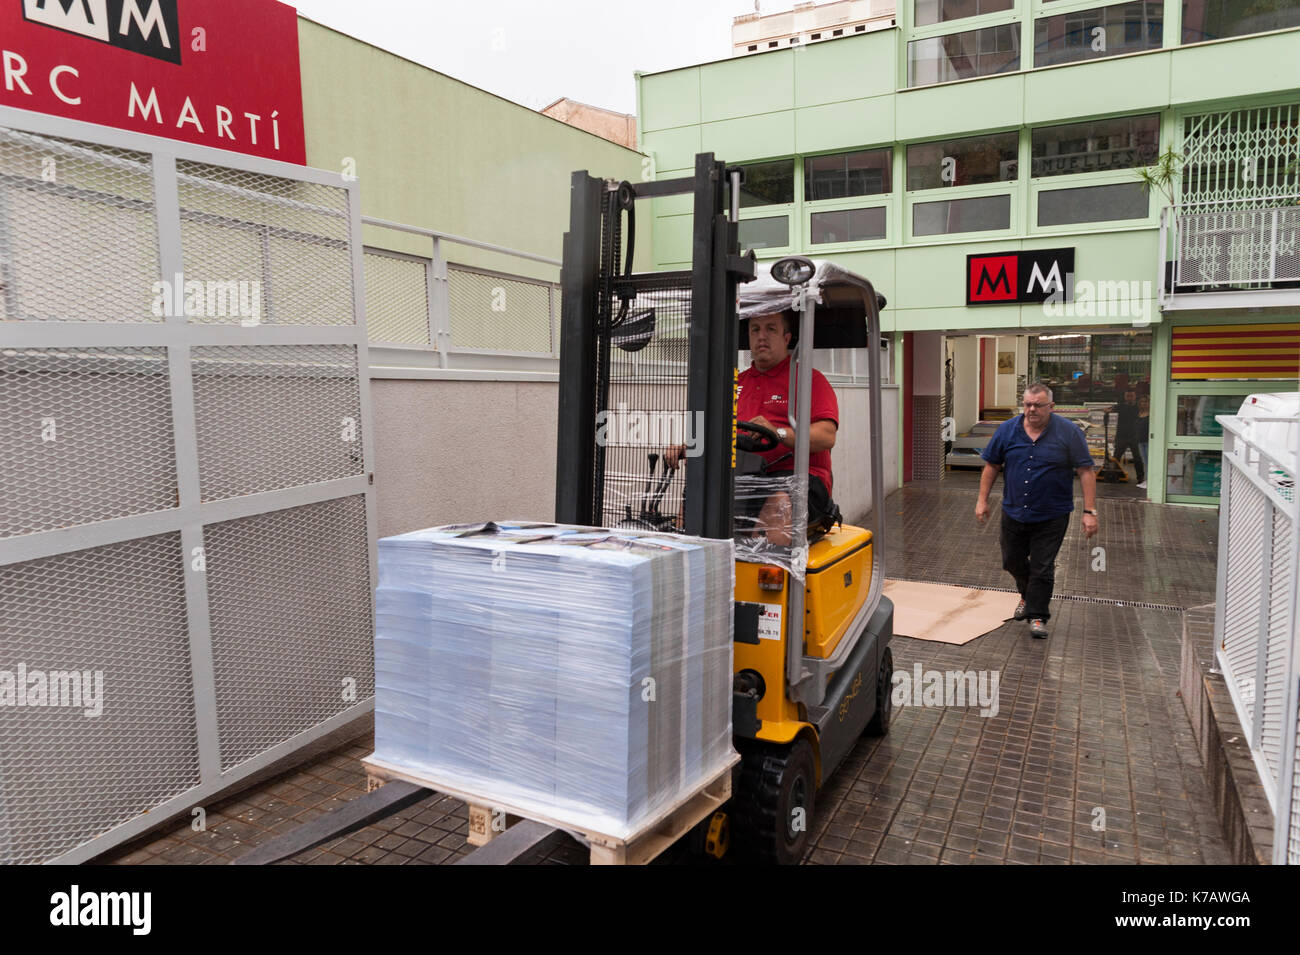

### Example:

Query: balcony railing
xmin=1159 ymin=196 xmax=1300 ymax=310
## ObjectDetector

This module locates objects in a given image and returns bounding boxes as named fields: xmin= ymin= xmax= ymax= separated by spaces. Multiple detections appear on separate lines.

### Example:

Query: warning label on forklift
xmin=757 ymin=604 xmax=783 ymax=641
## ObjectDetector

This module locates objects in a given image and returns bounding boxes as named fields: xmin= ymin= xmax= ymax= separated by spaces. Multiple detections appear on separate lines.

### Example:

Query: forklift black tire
xmin=865 ymin=647 xmax=893 ymax=737
xmin=733 ymin=739 xmax=816 ymax=865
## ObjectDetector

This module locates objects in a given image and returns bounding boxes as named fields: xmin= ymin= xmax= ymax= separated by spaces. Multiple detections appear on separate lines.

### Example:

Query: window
xmin=1034 ymin=2 xmax=1164 ymax=67
xmin=1182 ymin=0 xmax=1300 ymax=43
xmin=812 ymin=32 xmax=822 ymax=38
xmin=748 ymin=44 xmax=758 ymax=51
xmin=907 ymin=132 xmax=1018 ymax=189
xmin=856 ymin=24 xmax=866 ymax=31
xmin=914 ymin=0 xmax=1014 ymax=28
xmin=805 ymin=148 xmax=893 ymax=200
xmin=1166 ymin=449 xmax=1222 ymax=497
xmin=738 ymin=160 xmax=795 ymax=207
xmin=739 ymin=216 xmax=790 ymax=250
xmin=1037 ymin=182 xmax=1149 ymax=225
xmin=811 ymin=207 xmax=888 ymax=243
xmin=833 ymin=28 xmax=844 ymax=35
xmin=908 ymin=24 xmax=1021 ymax=86
xmin=913 ymin=194 xmax=1011 ymax=235
xmin=1031 ymin=115 xmax=1159 ymax=177
xmin=1176 ymin=394 xmax=1247 ymax=436
xmin=768 ymin=40 xmax=778 ymax=47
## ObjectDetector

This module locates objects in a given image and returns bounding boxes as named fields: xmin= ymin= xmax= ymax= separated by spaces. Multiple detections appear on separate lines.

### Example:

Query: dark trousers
xmin=1000 ymin=512 xmax=1070 ymax=621
xmin=1113 ymin=435 xmax=1145 ymax=482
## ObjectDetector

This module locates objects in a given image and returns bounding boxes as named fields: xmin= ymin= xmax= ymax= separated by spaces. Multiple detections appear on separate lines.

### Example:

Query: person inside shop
xmin=1111 ymin=388 xmax=1147 ymax=489
xmin=665 ymin=309 xmax=839 ymax=545
xmin=975 ymin=383 xmax=1099 ymax=639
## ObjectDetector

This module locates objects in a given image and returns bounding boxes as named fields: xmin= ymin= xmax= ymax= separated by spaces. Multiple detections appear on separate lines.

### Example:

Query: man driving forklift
xmin=665 ymin=309 xmax=841 ymax=544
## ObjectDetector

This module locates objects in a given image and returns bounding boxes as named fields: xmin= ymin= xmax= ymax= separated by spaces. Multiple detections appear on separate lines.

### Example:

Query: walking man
xmin=975 ymin=383 xmax=1099 ymax=638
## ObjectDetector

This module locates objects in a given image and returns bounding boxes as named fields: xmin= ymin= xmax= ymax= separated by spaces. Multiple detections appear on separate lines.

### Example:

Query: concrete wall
xmin=542 ymin=99 xmax=638 ymax=150
xmin=370 ymin=379 xmax=559 ymax=538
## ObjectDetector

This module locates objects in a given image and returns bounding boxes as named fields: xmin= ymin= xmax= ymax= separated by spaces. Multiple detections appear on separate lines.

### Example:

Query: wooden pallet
xmin=362 ymin=753 xmax=738 ymax=865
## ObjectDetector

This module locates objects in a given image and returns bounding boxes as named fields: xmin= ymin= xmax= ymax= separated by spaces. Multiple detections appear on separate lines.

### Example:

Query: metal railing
xmin=1158 ymin=195 xmax=1300 ymax=309
xmin=361 ymin=216 xmax=561 ymax=373
xmin=1213 ymin=413 xmax=1300 ymax=864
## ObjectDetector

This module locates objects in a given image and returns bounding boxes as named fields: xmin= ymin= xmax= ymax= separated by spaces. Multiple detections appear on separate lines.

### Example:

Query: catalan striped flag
xmin=1171 ymin=323 xmax=1300 ymax=380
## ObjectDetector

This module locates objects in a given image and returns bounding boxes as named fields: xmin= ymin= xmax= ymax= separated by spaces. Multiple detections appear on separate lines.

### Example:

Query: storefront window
xmin=1034 ymin=2 xmax=1164 ymax=67
xmin=1182 ymin=0 xmax=1300 ymax=43
xmin=739 ymin=216 xmax=789 ymax=250
xmin=805 ymin=149 xmax=892 ymax=200
xmin=738 ymin=160 xmax=795 ymax=207
xmin=913 ymin=194 xmax=1011 ymax=235
xmin=811 ymin=207 xmax=887 ymax=243
xmin=907 ymin=25 xmax=1021 ymax=86
xmin=1031 ymin=115 xmax=1160 ymax=178
xmin=1037 ymin=182 xmax=1150 ymax=225
xmin=1029 ymin=332 xmax=1152 ymax=404
xmin=907 ymin=132 xmax=1019 ymax=189
xmin=915 ymin=0 xmax=1015 ymax=28
xmin=1166 ymin=449 xmax=1223 ymax=497
xmin=1175 ymin=394 xmax=1247 ymax=435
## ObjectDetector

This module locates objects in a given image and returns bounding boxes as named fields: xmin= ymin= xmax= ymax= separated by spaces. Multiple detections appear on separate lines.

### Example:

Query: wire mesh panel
xmin=0 ymin=533 xmax=199 ymax=865
xmin=597 ymin=275 xmax=692 ymax=531
xmin=363 ymin=249 xmax=431 ymax=346
xmin=177 ymin=159 xmax=353 ymax=325
xmin=447 ymin=264 xmax=553 ymax=352
xmin=0 ymin=347 xmax=177 ymax=537
xmin=1178 ymin=205 xmax=1300 ymax=289
xmin=192 ymin=345 xmax=364 ymax=501
xmin=0 ymin=128 xmax=159 ymax=323
xmin=204 ymin=495 xmax=374 ymax=773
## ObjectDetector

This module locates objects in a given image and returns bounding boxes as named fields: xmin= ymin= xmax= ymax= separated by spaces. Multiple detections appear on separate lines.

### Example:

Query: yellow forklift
xmin=556 ymin=155 xmax=893 ymax=864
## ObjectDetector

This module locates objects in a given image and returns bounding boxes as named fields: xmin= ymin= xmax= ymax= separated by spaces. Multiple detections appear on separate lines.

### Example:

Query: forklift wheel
xmin=733 ymin=739 xmax=816 ymax=865
xmin=865 ymin=647 xmax=893 ymax=737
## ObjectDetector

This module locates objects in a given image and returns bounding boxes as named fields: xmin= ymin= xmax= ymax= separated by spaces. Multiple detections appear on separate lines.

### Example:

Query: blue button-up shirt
xmin=981 ymin=413 xmax=1095 ymax=523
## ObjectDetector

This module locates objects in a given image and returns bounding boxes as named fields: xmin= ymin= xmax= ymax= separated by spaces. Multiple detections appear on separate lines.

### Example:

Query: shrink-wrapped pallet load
xmin=373 ymin=522 xmax=734 ymax=839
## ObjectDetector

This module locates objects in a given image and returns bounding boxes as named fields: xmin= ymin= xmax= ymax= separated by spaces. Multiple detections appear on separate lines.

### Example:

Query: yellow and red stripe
xmin=1171 ymin=323 xmax=1300 ymax=380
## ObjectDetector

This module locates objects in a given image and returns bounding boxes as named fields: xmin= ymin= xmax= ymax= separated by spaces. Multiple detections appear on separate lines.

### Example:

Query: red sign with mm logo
xmin=1 ymin=0 xmax=306 ymax=164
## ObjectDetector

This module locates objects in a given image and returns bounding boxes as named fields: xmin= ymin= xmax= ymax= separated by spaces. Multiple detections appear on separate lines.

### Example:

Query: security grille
xmin=0 ymin=107 xmax=376 ymax=864
xmin=1183 ymin=104 xmax=1300 ymax=206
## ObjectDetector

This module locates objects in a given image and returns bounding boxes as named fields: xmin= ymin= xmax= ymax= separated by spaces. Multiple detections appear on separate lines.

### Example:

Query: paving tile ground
xmin=102 ymin=476 xmax=1230 ymax=866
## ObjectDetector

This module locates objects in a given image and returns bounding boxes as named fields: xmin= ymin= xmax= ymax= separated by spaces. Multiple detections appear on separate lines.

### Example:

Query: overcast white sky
xmin=289 ymin=0 xmax=761 ymax=115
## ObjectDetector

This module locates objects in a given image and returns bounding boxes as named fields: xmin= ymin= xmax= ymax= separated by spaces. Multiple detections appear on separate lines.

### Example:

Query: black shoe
xmin=1013 ymin=599 xmax=1028 ymax=621
xmin=1029 ymin=619 xmax=1048 ymax=639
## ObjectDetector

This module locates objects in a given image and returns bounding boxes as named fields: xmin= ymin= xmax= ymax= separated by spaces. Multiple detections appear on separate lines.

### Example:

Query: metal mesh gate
xmin=0 ymin=107 xmax=377 ymax=865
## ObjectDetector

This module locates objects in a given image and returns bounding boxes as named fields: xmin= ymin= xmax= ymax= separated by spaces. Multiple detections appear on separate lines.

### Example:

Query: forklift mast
xmin=555 ymin=153 xmax=755 ymax=538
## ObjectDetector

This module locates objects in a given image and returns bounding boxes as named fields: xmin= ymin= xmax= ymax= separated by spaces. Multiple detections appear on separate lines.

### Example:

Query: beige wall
xmin=370 ymin=379 xmax=559 ymax=537
xmin=369 ymin=378 xmax=900 ymax=538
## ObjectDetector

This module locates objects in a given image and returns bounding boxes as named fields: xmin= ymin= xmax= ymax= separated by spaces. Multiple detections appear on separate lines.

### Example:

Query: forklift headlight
xmin=771 ymin=256 xmax=815 ymax=287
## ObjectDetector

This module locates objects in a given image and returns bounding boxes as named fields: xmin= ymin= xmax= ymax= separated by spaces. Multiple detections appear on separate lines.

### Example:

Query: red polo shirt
xmin=737 ymin=355 xmax=839 ymax=495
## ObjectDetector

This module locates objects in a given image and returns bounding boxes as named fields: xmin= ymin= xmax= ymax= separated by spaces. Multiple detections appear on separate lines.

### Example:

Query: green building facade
xmin=637 ymin=2 xmax=1300 ymax=504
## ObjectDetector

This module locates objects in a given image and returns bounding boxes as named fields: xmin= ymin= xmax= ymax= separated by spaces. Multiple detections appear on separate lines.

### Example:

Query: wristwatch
xmin=776 ymin=427 xmax=789 ymax=443
xmin=1083 ymin=508 xmax=1098 ymax=516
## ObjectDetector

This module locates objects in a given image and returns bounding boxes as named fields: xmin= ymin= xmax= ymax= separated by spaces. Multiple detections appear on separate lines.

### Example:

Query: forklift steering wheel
xmin=736 ymin=420 xmax=781 ymax=453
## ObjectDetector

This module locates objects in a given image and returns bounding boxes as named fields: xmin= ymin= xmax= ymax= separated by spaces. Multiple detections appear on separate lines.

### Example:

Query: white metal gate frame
xmin=0 ymin=105 xmax=378 ymax=864
xmin=1213 ymin=412 xmax=1300 ymax=864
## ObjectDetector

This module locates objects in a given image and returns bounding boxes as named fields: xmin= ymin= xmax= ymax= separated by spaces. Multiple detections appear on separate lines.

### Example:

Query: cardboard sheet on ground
xmin=883 ymin=580 xmax=1018 ymax=645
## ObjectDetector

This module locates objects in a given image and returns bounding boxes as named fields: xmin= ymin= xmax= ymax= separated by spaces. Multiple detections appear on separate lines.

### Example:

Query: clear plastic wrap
xmin=372 ymin=522 xmax=735 ymax=841
xmin=737 ymin=259 xmax=859 ymax=324
xmin=733 ymin=471 xmax=808 ymax=578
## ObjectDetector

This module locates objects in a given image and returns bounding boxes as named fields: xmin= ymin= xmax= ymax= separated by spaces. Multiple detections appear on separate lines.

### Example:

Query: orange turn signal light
xmin=758 ymin=566 xmax=785 ymax=592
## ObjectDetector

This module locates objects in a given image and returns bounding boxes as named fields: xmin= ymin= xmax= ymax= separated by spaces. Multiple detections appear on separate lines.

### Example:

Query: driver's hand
xmin=664 ymin=444 xmax=687 ymax=470
xmin=746 ymin=415 xmax=774 ymax=432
